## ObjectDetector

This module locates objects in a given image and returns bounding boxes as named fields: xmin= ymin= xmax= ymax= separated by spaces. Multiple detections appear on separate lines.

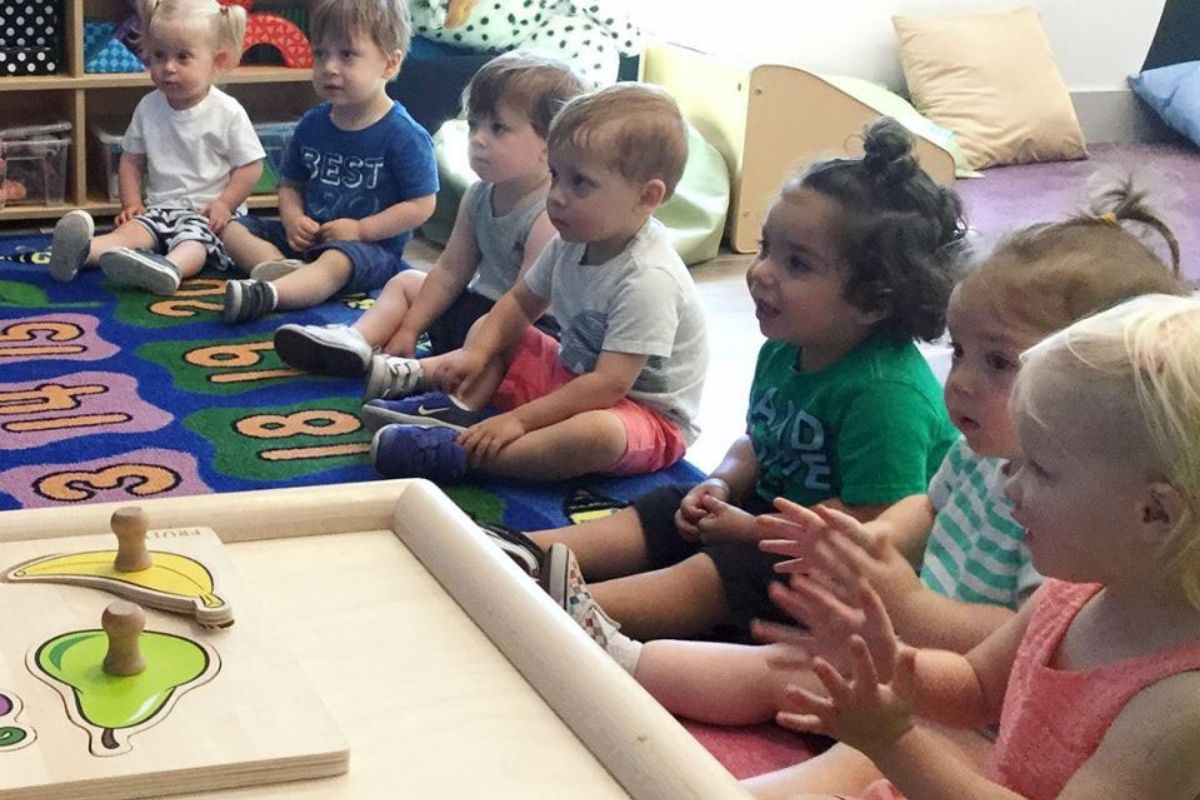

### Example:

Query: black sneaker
xmin=99 ymin=247 xmax=182 ymax=295
xmin=477 ymin=520 xmax=545 ymax=578
xmin=360 ymin=391 xmax=493 ymax=432
xmin=223 ymin=279 xmax=277 ymax=324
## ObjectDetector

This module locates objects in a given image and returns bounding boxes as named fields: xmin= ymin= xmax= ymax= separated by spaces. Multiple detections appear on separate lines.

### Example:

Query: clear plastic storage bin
xmin=0 ymin=121 xmax=72 ymax=207
xmin=91 ymin=125 xmax=125 ymax=201
xmin=254 ymin=121 xmax=298 ymax=194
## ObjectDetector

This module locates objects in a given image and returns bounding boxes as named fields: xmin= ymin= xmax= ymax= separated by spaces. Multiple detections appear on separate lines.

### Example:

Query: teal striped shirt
xmin=919 ymin=438 xmax=1042 ymax=609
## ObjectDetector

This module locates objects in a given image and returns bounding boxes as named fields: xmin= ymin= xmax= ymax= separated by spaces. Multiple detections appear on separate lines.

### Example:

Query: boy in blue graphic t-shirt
xmin=219 ymin=0 xmax=438 ymax=324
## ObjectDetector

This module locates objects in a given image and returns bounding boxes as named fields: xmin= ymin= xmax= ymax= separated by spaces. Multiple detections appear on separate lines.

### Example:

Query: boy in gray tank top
xmin=369 ymin=84 xmax=709 ymax=484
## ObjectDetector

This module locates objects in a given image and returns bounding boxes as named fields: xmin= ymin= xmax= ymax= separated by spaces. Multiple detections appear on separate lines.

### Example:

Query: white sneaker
xmin=274 ymin=323 xmax=373 ymax=377
xmin=363 ymin=354 xmax=424 ymax=401
xmin=541 ymin=543 xmax=622 ymax=648
xmin=540 ymin=543 xmax=643 ymax=673
xmin=250 ymin=258 xmax=306 ymax=282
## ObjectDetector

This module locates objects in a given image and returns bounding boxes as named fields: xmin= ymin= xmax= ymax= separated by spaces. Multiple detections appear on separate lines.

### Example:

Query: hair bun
xmin=862 ymin=117 xmax=918 ymax=184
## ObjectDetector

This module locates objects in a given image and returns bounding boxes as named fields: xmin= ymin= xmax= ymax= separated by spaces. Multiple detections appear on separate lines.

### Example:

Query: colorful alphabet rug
xmin=0 ymin=234 xmax=701 ymax=524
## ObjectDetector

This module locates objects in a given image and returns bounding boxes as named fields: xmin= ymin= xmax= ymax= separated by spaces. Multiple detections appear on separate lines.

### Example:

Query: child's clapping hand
xmin=759 ymin=566 xmax=918 ymax=755
xmin=782 ymin=633 xmax=918 ymax=756
xmin=758 ymin=501 xmax=925 ymax=613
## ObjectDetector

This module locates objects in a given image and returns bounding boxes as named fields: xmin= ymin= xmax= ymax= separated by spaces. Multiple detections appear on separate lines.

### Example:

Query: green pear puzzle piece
xmin=32 ymin=628 xmax=219 ymax=755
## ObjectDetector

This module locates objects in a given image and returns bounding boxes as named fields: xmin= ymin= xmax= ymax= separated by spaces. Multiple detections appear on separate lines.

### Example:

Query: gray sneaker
xmin=274 ymin=323 xmax=373 ymax=377
xmin=49 ymin=210 xmax=94 ymax=282
xmin=363 ymin=354 xmax=424 ymax=401
xmin=223 ymin=279 xmax=277 ymax=324
xmin=99 ymin=247 xmax=182 ymax=295
xmin=250 ymin=258 xmax=306 ymax=282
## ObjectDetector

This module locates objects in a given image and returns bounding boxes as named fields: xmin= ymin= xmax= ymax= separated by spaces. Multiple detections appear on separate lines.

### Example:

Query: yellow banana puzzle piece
xmin=6 ymin=550 xmax=233 ymax=628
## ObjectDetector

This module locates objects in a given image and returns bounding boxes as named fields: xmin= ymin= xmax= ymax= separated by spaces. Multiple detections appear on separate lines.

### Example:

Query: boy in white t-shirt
xmin=47 ymin=0 xmax=264 ymax=295
xmin=369 ymin=84 xmax=708 ymax=483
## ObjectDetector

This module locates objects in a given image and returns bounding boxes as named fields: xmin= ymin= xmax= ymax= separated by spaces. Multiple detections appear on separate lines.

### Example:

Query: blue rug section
xmin=0 ymin=234 xmax=702 ymax=525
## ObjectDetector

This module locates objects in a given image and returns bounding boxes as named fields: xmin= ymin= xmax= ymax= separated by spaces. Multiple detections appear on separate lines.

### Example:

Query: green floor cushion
xmin=422 ymin=118 xmax=730 ymax=266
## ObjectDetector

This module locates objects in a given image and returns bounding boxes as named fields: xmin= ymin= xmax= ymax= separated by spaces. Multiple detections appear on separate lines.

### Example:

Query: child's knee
xmin=218 ymin=218 xmax=250 ymax=244
xmin=389 ymin=268 xmax=426 ymax=298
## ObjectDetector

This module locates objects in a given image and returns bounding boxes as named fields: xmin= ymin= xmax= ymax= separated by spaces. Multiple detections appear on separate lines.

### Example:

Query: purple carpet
xmin=956 ymin=142 xmax=1200 ymax=284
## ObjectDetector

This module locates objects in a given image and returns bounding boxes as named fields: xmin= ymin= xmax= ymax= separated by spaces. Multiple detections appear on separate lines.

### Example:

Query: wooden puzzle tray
xmin=0 ymin=480 xmax=751 ymax=800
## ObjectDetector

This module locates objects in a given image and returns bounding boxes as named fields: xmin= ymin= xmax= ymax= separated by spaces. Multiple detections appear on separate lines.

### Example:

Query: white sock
xmin=606 ymin=631 xmax=643 ymax=676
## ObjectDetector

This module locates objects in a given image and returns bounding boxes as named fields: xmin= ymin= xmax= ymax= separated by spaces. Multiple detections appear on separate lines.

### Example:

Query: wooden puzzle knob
xmin=111 ymin=506 xmax=153 ymax=573
xmin=102 ymin=601 xmax=147 ymax=677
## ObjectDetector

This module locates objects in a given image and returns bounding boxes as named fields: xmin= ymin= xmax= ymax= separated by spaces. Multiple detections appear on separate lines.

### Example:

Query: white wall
xmin=637 ymin=1 xmax=1165 ymax=92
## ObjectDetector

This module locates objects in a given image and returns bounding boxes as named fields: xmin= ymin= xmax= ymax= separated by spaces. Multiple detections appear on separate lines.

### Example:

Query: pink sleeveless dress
xmin=860 ymin=579 xmax=1200 ymax=800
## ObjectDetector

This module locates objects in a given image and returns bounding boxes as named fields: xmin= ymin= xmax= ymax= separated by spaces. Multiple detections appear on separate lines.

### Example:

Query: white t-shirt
xmin=523 ymin=217 xmax=709 ymax=444
xmin=122 ymin=86 xmax=265 ymax=212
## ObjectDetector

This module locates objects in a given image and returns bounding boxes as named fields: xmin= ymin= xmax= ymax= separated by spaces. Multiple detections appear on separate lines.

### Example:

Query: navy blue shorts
xmin=232 ymin=216 xmax=404 ymax=294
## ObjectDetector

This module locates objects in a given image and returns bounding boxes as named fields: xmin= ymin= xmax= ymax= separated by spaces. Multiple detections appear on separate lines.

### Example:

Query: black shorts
xmin=633 ymin=485 xmax=787 ymax=642
xmin=425 ymin=289 xmax=561 ymax=355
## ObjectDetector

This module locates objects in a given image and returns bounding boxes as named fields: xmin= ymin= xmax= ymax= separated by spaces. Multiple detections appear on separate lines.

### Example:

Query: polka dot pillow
xmin=0 ymin=0 xmax=63 ymax=76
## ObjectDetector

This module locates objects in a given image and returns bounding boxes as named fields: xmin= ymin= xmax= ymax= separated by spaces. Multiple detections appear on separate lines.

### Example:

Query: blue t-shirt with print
xmin=280 ymin=101 xmax=438 ymax=258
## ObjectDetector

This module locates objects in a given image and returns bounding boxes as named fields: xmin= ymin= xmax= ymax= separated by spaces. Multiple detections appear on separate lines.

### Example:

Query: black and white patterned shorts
xmin=133 ymin=206 xmax=234 ymax=270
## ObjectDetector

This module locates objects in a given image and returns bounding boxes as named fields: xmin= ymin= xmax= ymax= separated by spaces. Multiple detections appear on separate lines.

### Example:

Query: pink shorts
xmin=493 ymin=327 xmax=688 ymax=476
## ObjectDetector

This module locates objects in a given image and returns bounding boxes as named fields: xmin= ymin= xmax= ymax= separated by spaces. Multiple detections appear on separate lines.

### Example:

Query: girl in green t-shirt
xmin=491 ymin=117 xmax=966 ymax=644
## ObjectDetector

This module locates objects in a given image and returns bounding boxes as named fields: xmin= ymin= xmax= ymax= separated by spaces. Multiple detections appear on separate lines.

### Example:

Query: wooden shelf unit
xmin=0 ymin=0 xmax=317 ymax=223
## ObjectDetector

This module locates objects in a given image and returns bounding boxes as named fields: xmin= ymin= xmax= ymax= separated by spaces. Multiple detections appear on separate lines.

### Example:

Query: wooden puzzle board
xmin=0 ymin=525 xmax=348 ymax=800
xmin=0 ymin=480 xmax=751 ymax=800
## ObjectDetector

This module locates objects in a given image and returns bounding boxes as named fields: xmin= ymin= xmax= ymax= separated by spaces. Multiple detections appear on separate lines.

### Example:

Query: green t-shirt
xmin=746 ymin=336 xmax=957 ymax=507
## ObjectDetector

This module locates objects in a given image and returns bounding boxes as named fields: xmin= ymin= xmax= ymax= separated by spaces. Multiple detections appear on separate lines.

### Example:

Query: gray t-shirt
xmin=523 ymin=217 xmax=708 ymax=443
xmin=464 ymin=180 xmax=547 ymax=302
